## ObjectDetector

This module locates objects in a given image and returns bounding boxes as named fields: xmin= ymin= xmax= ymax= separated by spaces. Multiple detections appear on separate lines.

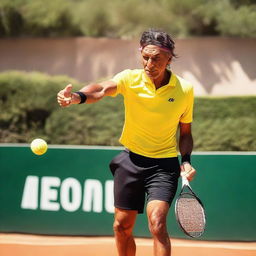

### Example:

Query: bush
xmin=0 ymin=1 xmax=24 ymax=37
xmin=193 ymin=97 xmax=256 ymax=151
xmin=196 ymin=1 xmax=256 ymax=37
xmin=0 ymin=71 xmax=79 ymax=142
xmin=21 ymin=0 xmax=81 ymax=37
xmin=45 ymin=95 xmax=124 ymax=146
xmin=0 ymin=0 xmax=256 ymax=38
xmin=0 ymin=71 xmax=256 ymax=151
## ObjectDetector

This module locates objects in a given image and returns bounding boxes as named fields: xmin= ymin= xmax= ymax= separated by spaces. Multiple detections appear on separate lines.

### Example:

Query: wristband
xmin=181 ymin=154 xmax=191 ymax=164
xmin=75 ymin=91 xmax=87 ymax=104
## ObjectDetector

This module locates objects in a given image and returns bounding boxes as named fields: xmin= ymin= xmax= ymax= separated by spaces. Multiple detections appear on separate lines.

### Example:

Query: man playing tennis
xmin=57 ymin=28 xmax=196 ymax=256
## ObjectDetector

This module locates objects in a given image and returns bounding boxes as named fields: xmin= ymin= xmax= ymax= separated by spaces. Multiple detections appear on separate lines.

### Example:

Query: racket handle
xmin=181 ymin=176 xmax=190 ymax=187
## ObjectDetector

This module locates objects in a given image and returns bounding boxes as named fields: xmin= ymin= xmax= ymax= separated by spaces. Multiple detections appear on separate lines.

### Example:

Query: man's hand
xmin=57 ymin=84 xmax=73 ymax=107
xmin=180 ymin=162 xmax=196 ymax=181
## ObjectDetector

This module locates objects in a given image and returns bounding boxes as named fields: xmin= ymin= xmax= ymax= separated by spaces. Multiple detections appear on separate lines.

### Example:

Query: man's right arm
xmin=57 ymin=80 xmax=117 ymax=107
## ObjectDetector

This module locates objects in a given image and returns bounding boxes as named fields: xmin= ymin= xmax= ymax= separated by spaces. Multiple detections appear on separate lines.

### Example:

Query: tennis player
xmin=57 ymin=28 xmax=196 ymax=256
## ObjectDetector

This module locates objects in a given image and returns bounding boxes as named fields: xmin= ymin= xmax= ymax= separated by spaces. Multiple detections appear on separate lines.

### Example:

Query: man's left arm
xmin=179 ymin=122 xmax=196 ymax=181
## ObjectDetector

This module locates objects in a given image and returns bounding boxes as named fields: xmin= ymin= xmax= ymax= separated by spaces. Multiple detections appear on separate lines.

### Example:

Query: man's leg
xmin=147 ymin=200 xmax=171 ymax=256
xmin=113 ymin=208 xmax=138 ymax=256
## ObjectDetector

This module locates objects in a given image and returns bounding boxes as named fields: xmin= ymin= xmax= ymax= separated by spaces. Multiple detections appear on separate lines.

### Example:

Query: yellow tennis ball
xmin=30 ymin=138 xmax=48 ymax=155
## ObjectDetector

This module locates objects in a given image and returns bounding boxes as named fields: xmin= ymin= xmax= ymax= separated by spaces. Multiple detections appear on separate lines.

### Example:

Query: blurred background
xmin=0 ymin=1 xmax=256 ymax=254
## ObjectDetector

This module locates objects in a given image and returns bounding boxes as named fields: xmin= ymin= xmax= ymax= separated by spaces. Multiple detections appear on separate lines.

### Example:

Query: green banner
xmin=0 ymin=144 xmax=255 ymax=241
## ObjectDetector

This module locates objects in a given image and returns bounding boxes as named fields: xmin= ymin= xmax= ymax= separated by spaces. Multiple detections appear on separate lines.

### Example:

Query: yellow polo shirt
xmin=111 ymin=69 xmax=194 ymax=158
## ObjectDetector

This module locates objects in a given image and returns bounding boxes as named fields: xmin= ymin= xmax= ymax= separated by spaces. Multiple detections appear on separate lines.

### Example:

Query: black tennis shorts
xmin=109 ymin=149 xmax=181 ymax=214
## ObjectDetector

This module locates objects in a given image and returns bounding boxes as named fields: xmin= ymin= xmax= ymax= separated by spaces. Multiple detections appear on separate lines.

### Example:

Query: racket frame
xmin=175 ymin=176 xmax=206 ymax=238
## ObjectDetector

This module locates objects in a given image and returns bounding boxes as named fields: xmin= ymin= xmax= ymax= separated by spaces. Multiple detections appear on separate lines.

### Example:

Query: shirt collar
xmin=142 ymin=69 xmax=176 ymax=88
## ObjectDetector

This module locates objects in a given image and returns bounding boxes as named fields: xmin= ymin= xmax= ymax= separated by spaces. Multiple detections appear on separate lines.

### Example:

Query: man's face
xmin=141 ymin=45 xmax=172 ymax=81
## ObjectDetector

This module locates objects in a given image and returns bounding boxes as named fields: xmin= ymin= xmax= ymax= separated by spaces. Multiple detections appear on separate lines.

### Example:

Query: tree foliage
xmin=0 ymin=0 xmax=255 ymax=38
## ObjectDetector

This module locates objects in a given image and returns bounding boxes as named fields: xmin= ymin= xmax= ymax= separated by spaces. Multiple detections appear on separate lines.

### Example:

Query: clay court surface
xmin=0 ymin=233 xmax=255 ymax=256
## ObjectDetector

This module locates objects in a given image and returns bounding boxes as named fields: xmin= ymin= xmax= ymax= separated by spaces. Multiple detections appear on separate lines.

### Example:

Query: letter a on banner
xmin=21 ymin=176 xmax=39 ymax=210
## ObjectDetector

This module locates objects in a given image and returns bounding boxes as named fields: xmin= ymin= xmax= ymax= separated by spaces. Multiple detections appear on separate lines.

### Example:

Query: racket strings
xmin=176 ymin=194 xmax=205 ymax=237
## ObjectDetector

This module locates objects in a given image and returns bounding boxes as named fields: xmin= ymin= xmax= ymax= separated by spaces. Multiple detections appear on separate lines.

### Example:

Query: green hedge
xmin=0 ymin=71 xmax=255 ymax=151
xmin=193 ymin=97 xmax=256 ymax=151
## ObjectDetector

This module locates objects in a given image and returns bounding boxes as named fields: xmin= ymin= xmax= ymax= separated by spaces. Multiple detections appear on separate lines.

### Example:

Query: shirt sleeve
xmin=110 ymin=69 xmax=131 ymax=97
xmin=180 ymin=86 xmax=194 ymax=123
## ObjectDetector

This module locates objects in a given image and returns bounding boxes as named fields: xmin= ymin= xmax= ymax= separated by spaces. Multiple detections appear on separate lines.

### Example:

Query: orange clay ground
xmin=0 ymin=233 xmax=255 ymax=256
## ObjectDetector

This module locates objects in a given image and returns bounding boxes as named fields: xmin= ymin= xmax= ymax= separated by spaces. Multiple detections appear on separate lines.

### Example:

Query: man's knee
xmin=113 ymin=208 xmax=137 ymax=238
xmin=148 ymin=212 xmax=167 ymax=237
xmin=113 ymin=219 xmax=133 ymax=237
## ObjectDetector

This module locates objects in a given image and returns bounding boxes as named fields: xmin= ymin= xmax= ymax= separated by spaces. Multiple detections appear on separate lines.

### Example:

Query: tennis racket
xmin=175 ymin=176 xmax=206 ymax=238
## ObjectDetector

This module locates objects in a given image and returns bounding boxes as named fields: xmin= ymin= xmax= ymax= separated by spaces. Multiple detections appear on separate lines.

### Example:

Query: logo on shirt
xmin=168 ymin=98 xmax=175 ymax=102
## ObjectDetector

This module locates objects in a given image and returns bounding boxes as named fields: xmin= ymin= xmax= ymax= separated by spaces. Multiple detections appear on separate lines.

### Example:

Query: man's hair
xmin=140 ymin=28 xmax=177 ymax=58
